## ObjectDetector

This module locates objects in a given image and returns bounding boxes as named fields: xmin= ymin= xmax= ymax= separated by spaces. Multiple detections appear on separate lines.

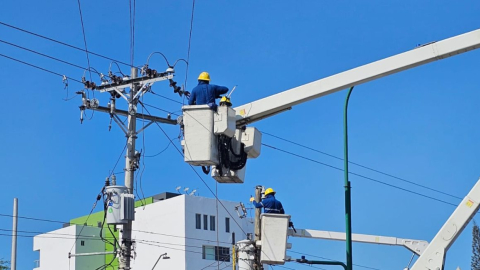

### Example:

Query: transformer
xmin=105 ymin=186 xmax=135 ymax=225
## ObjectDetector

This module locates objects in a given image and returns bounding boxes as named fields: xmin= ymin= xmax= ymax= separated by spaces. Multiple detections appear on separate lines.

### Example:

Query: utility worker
xmin=250 ymin=188 xmax=285 ymax=214
xmin=188 ymin=72 xmax=229 ymax=110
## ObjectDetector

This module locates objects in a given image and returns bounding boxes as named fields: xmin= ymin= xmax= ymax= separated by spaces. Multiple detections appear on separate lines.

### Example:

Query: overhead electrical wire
xmin=0 ymin=39 xmax=101 ymax=75
xmin=142 ymin=81 xmax=464 ymax=206
xmin=0 ymin=21 xmax=131 ymax=66
xmin=0 ymin=213 xmax=69 ymax=224
xmin=288 ymin=250 xmax=381 ymax=270
xmin=144 ymin=100 xmax=462 ymax=211
xmin=0 ymin=53 xmax=83 ymax=83
xmin=69 ymin=190 xmax=103 ymax=253
xmin=76 ymin=0 xmax=92 ymax=82
xmin=109 ymin=140 xmax=128 ymax=176
xmin=183 ymin=0 xmax=196 ymax=105
xmin=262 ymin=143 xmax=457 ymax=207
xmin=262 ymin=131 xmax=462 ymax=200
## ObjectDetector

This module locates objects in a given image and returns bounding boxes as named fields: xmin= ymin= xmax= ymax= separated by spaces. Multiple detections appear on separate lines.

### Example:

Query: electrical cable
xmin=262 ymin=143 xmax=457 ymax=207
xmin=0 ymin=53 xmax=83 ymax=83
xmin=109 ymin=61 xmax=126 ymax=77
xmin=109 ymin=140 xmax=128 ymax=176
xmin=138 ymin=94 xmax=147 ymax=206
xmin=146 ymin=52 xmax=171 ymax=67
xmin=141 ymin=102 xmax=180 ymax=116
xmin=133 ymin=229 xmax=231 ymax=245
xmin=140 ymin=78 xmax=463 ymax=204
xmin=183 ymin=0 xmax=196 ymax=105
xmin=76 ymin=0 xmax=92 ymax=82
xmin=288 ymin=250 xmax=381 ymax=270
xmin=69 ymin=190 xmax=103 ymax=253
xmin=262 ymin=131 xmax=462 ymax=200
xmin=0 ymin=213 xmax=68 ymax=224
xmin=144 ymin=138 xmax=178 ymax=158
xmin=0 ymin=21 xmax=132 ymax=67
xmin=138 ymin=103 xmax=250 ymax=237
xmin=150 ymin=90 xmax=183 ymax=104
xmin=0 ymin=228 xmax=98 ymax=238
xmin=0 ymin=39 xmax=101 ymax=75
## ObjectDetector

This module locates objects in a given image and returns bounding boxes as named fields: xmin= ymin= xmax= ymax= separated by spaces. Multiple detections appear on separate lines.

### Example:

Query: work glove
xmin=249 ymin=197 xmax=254 ymax=203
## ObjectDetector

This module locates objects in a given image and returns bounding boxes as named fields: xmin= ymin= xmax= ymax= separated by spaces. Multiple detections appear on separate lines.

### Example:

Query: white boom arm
xmin=234 ymin=28 xmax=480 ymax=126
xmin=288 ymin=229 xmax=428 ymax=256
xmin=410 ymin=178 xmax=480 ymax=270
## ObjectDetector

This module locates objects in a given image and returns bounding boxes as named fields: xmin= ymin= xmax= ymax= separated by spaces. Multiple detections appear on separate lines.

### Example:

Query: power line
xmin=109 ymin=140 xmax=128 ymax=175
xmin=141 ymin=102 xmax=181 ymax=116
xmin=183 ymin=0 xmax=196 ymax=105
xmin=76 ymin=0 xmax=92 ymax=81
xmin=0 ymin=21 xmax=131 ymax=67
xmin=288 ymin=250 xmax=381 ymax=270
xmin=150 ymin=90 xmax=183 ymax=104
xmin=0 ymin=39 xmax=100 ymax=74
xmin=0 ymin=213 xmax=68 ymax=224
xmin=262 ymin=131 xmax=462 ymax=200
xmin=149 ymin=91 xmax=460 ymax=207
xmin=140 ymin=81 xmax=462 ymax=204
xmin=262 ymin=143 xmax=457 ymax=207
xmin=0 ymin=53 xmax=83 ymax=83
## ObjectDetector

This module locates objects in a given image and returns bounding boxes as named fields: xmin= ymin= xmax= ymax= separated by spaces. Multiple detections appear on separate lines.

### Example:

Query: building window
xmin=196 ymin=214 xmax=201 ymax=229
xmin=203 ymin=215 xmax=208 ymax=230
xmin=202 ymin=246 xmax=230 ymax=262
xmin=210 ymin=216 xmax=215 ymax=231
xmin=225 ymin=217 xmax=230 ymax=233
xmin=80 ymin=240 xmax=85 ymax=246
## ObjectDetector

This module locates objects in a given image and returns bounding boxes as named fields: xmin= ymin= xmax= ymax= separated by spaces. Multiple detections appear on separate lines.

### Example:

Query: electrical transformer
xmin=105 ymin=186 xmax=135 ymax=225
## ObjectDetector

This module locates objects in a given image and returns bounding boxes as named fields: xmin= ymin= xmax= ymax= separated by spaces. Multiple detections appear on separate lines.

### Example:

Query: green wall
xmin=70 ymin=196 xmax=155 ymax=269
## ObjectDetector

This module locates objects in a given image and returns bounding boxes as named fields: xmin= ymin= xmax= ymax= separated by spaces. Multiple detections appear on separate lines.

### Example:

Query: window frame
xmin=195 ymin=213 xmax=201 ymax=229
xmin=210 ymin=216 xmax=215 ymax=231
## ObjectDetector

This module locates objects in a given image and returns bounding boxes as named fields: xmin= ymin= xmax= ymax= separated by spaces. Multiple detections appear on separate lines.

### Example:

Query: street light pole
xmin=343 ymin=86 xmax=355 ymax=270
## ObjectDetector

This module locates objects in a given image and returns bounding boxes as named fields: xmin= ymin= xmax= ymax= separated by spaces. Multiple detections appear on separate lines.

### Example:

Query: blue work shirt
xmin=253 ymin=194 xmax=285 ymax=214
xmin=188 ymin=81 xmax=229 ymax=106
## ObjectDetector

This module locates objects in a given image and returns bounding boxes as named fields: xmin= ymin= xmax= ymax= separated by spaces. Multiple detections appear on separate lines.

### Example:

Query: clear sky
xmin=1 ymin=1 xmax=480 ymax=269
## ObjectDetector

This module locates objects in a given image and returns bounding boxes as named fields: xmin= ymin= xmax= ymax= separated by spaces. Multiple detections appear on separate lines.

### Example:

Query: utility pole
xmin=73 ymin=63 xmax=185 ymax=268
xmin=11 ymin=198 xmax=18 ymax=270
xmin=254 ymin=185 xmax=263 ymax=270
xmin=119 ymin=67 xmax=139 ymax=270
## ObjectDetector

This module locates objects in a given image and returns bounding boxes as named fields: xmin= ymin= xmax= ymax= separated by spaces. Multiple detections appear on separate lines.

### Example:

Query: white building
xmin=33 ymin=225 xmax=104 ymax=270
xmin=33 ymin=192 xmax=253 ymax=270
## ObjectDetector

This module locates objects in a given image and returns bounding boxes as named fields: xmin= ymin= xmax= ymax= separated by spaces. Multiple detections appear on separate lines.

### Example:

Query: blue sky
xmin=1 ymin=1 xmax=480 ymax=269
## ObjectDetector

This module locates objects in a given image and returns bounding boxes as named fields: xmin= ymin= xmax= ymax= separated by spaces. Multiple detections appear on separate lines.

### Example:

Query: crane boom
xmin=234 ymin=28 xmax=480 ymax=126
xmin=287 ymin=229 xmax=428 ymax=256
xmin=410 ymin=178 xmax=480 ymax=270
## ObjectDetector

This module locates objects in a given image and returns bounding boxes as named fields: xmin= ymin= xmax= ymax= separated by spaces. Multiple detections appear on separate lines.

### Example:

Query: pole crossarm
xmin=288 ymin=229 xmax=428 ymax=256
xmin=234 ymin=28 xmax=480 ymax=126
xmin=87 ymin=106 xmax=177 ymax=125
xmin=96 ymin=74 xmax=173 ymax=92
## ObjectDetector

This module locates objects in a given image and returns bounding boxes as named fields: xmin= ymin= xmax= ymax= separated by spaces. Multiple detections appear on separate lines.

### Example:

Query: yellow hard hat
xmin=264 ymin=188 xmax=275 ymax=196
xmin=198 ymin=72 xmax=210 ymax=81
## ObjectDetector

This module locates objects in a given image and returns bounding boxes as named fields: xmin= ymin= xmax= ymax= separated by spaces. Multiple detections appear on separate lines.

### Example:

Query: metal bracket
xmin=136 ymin=121 xmax=154 ymax=135
xmin=112 ymin=114 xmax=129 ymax=135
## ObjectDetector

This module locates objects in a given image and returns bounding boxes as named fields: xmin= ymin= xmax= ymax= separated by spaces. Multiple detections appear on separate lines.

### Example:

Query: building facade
xmin=33 ymin=193 xmax=253 ymax=270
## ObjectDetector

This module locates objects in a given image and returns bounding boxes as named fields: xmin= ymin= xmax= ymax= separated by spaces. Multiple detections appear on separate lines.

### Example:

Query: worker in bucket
xmin=250 ymin=188 xmax=285 ymax=214
xmin=188 ymin=72 xmax=229 ymax=110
